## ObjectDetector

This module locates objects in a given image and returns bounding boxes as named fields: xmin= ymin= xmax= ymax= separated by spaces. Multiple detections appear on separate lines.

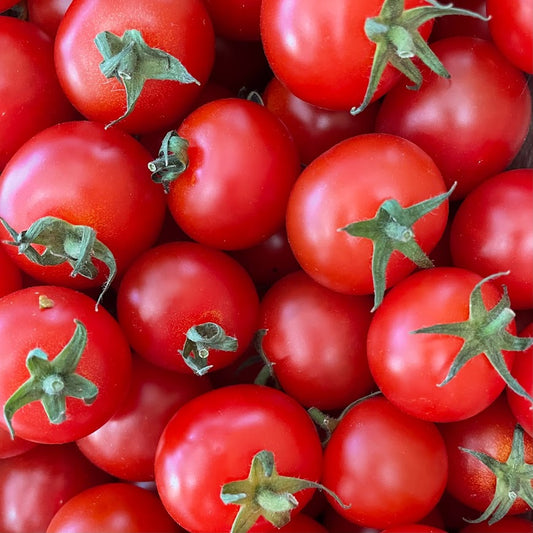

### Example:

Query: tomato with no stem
xmin=0 ymin=245 xmax=22 ymax=299
xmin=321 ymin=395 xmax=448 ymax=529
xmin=27 ymin=0 xmax=73 ymax=37
xmin=449 ymin=168 xmax=533 ymax=310
xmin=0 ymin=285 xmax=132 ymax=444
xmin=155 ymin=384 xmax=324 ymax=533
xmin=54 ymin=0 xmax=214 ymax=134
xmin=202 ymin=0 xmax=262 ymax=40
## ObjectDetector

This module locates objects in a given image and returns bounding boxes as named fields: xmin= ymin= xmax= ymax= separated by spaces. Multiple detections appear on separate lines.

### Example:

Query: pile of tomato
xmin=0 ymin=0 xmax=532 ymax=532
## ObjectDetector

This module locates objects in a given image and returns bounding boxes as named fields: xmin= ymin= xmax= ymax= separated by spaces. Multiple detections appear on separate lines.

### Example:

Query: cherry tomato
xmin=27 ymin=0 xmax=73 ymax=37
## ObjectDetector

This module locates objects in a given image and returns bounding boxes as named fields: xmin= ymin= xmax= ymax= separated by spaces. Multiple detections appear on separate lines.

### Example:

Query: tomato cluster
xmin=0 ymin=0 xmax=532 ymax=532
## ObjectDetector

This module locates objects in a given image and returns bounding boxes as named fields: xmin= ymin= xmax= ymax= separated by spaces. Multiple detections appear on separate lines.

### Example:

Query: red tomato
xmin=46 ymin=483 xmax=183 ymax=533
xmin=381 ymin=525 xmax=447 ymax=533
xmin=449 ymin=168 xmax=533 ymax=310
xmin=0 ymin=244 xmax=22 ymax=298
xmin=458 ymin=515 xmax=533 ymax=532
xmin=486 ymin=0 xmax=533 ymax=73
xmin=0 ymin=285 xmax=132 ymax=443
xmin=0 ymin=426 xmax=37 ymax=459
xmin=258 ymin=270 xmax=375 ymax=410
xmin=367 ymin=267 xmax=518 ymax=422
xmin=0 ymin=443 xmax=112 ymax=533
xmin=286 ymin=133 xmax=449 ymax=308
xmin=155 ymin=384 xmax=324 ymax=533
xmin=439 ymin=394 xmax=533 ymax=522
xmin=429 ymin=0 xmax=490 ymax=41
xmin=116 ymin=241 xmax=259 ymax=374
xmin=0 ymin=0 xmax=19 ymax=10
xmin=54 ymin=0 xmax=215 ymax=134
xmin=0 ymin=120 xmax=166 ymax=299
xmin=76 ymin=355 xmax=211 ymax=482
xmin=262 ymin=76 xmax=379 ymax=166
xmin=160 ymin=98 xmax=300 ymax=250
xmin=321 ymin=395 xmax=448 ymax=529
xmin=202 ymin=0 xmax=261 ymax=40
xmin=27 ymin=0 xmax=73 ymax=37
xmin=0 ymin=16 xmax=77 ymax=170
xmin=375 ymin=36 xmax=532 ymax=199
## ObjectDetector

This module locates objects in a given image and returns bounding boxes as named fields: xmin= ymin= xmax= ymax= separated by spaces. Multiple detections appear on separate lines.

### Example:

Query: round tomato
xmin=0 ymin=285 xmax=132 ymax=443
xmin=116 ymin=241 xmax=259 ymax=375
xmin=157 ymin=98 xmax=300 ymax=250
xmin=54 ymin=0 xmax=215 ymax=133
xmin=155 ymin=384 xmax=324 ymax=533
xmin=202 ymin=0 xmax=261 ymax=40
xmin=449 ymin=168 xmax=533 ymax=310
xmin=458 ymin=516 xmax=533 ymax=533
xmin=367 ymin=267 xmax=521 ymax=423
xmin=0 ymin=426 xmax=37 ymax=460
xmin=375 ymin=36 xmax=532 ymax=199
xmin=286 ymin=133 xmax=449 ymax=309
xmin=321 ymin=395 xmax=448 ymax=529
xmin=258 ymin=270 xmax=375 ymax=410
xmin=27 ymin=0 xmax=73 ymax=37
xmin=0 ymin=244 xmax=22 ymax=299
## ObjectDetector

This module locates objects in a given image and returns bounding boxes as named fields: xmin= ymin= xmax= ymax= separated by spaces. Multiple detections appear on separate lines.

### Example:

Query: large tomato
xmin=154 ymin=384 xmax=324 ymax=533
xmin=54 ymin=0 xmax=215 ymax=133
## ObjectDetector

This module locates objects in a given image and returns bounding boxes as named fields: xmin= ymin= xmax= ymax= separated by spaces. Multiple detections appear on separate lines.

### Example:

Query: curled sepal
xmin=221 ymin=450 xmax=349 ymax=533
xmin=3 ymin=320 xmax=98 ymax=439
xmin=460 ymin=424 xmax=533 ymax=525
xmin=179 ymin=322 xmax=238 ymax=376
xmin=338 ymin=183 xmax=455 ymax=311
xmin=94 ymin=29 xmax=200 ymax=129
xmin=412 ymin=272 xmax=533 ymax=403
xmin=351 ymin=0 xmax=489 ymax=115
xmin=0 ymin=216 xmax=116 ymax=309
xmin=147 ymin=130 xmax=190 ymax=193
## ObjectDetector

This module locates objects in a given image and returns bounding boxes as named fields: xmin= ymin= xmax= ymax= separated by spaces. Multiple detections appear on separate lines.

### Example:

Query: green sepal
xmin=351 ymin=0 xmax=489 ymax=115
xmin=338 ymin=183 xmax=455 ymax=311
xmin=179 ymin=322 xmax=238 ymax=376
xmin=3 ymin=320 xmax=98 ymax=439
xmin=95 ymin=29 xmax=200 ymax=128
xmin=147 ymin=130 xmax=190 ymax=193
xmin=460 ymin=424 xmax=533 ymax=525
xmin=221 ymin=450 xmax=349 ymax=533
xmin=0 ymin=216 xmax=116 ymax=309
xmin=412 ymin=272 xmax=533 ymax=403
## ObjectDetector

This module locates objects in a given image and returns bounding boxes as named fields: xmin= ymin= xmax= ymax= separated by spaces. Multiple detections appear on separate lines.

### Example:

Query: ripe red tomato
xmin=375 ymin=36 xmax=532 ymax=199
xmin=27 ymin=0 xmax=73 ymax=37
xmin=258 ymin=270 xmax=375 ymax=410
xmin=286 ymin=133 xmax=449 ymax=308
xmin=0 ymin=16 xmax=77 ymax=170
xmin=321 ymin=395 xmax=448 ymax=529
xmin=0 ymin=426 xmax=37 ymax=459
xmin=160 ymin=98 xmax=300 ymax=250
xmin=46 ymin=483 xmax=183 ymax=533
xmin=458 ymin=516 xmax=533 ymax=533
xmin=428 ymin=0 xmax=490 ymax=41
xmin=155 ymin=384 xmax=324 ymax=533
xmin=0 ymin=245 xmax=22 ymax=298
xmin=202 ymin=0 xmax=262 ymax=40
xmin=54 ymin=0 xmax=215 ymax=134
xmin=449 ymin=168 xmax=533 ymax=310
xmin=0 ymin=285 xmax=132 ymax=443
xmin=116 ymin=241 xmax=259 ymax=374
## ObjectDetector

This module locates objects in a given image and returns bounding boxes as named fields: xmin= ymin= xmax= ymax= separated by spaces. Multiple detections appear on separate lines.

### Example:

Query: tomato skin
xmin=0 ymin=285 xmax=132 ymax=444
xmin=0 ymin=17 xmax=77 ymax=171
xmin=486 ymin=0 xmax=533 ymax=73
xmin=76 ymin=355 xmax=211 ymax=482
xmin=429 ymin=0 xmax=490 ymax=41
xmin=375 ymin=36 xmax=531 ymax=199
xmin=458 ymin=515 xmax=533 ymax=532
xmin=46 ymin=483 xmax=183 ymax=533
xmin=251 ymin=512 xmax=328 ymax=533
xmin=367 ymin=267 xmax=516 ymax=423
xmin=166 ymin=98 xmax=300 ymax=250
xmin=0 ymin=120 xmax=166 ymax=291
xmin=439 ymin=393 xmax=533 ymax=518
xmin=0 ymin=245 xmax=22 ymax=298
xmin=116 ymin=241 xmax=259 ymax=373
xmin=0 ymin=426 xmax=37 ymax=459
xmin=449 ymin=168 xmax=533 ymax=310
xmin=260 ymin=0 xmax=432 ymax=111
xmin=321 ymin=395 xmax=448 ymax=529
xmin=27 ymin=0 xmax=73 ymax=37
xmin=203 ymin=0 xmax=262 ymax=40
xmin=54 ymin=0 xmax=215 ymax=134
xmin=0 ymin=443 xmax=113 ymax=533
xmin=286 ymin=133 xmax=448 ymax=297
xmin=258 ymin=270 xmax=375 ymax=410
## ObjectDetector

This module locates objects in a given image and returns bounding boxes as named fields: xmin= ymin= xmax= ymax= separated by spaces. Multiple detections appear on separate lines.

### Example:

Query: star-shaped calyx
xmin=352 ymin=0 xmax=489 ymax=115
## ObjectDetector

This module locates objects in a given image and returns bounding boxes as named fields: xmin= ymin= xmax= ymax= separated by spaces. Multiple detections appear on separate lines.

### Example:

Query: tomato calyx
xmin=148 ymin=130 xmax=190 ymax=193
xmin=459 ymin=424 xmax=533 ymax=525
xmin=221 ymin=449 xmax=348 ymax=533
xmin=0 ymin=216 xmax=116 ymax=309
xmin=412 ymin=272 xmax=533 ymax=402
xmin=179 ymin=322 xmax=238 ymax=375
xmin=338 ymin=183 xmax=455 ymax=311
xmin=94 ymin=29 xmax=200 ymax=129
xmin=351 ymin=0 xmax=489 ymax=115
xmin=3 ymin=319 xmax=98 ymax=439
